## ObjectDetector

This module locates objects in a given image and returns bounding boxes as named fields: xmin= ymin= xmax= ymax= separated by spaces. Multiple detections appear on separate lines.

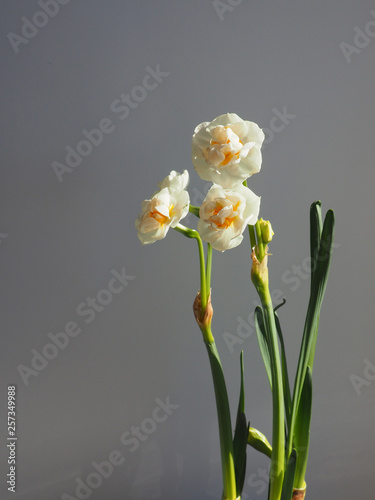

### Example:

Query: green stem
xmin=206 ymin=243 xmax=213 ymax=298
xmin=196 ymin=235 xmax=207 ymax=310
xmin=189 ymin=204 xmax=200 ymax=218
xmin=248 ymin=224 xmax=257 ymax=250
xmin=248 ymin=216 xmax=284 ymax=500
xmin=174 ymin=224 xmax=207 ymax=309
xmin=255 ymin=220 xmax=265 ymax=262
xmin=175 ymin=225 xmax=236 ymax=498
xmin=261 ymin=290 xmax=285 ymax=500
xmin=243 ymin=182 xmax=257 ymax=251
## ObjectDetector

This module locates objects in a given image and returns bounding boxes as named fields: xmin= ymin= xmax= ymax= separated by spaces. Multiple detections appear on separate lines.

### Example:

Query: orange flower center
xmin=150 ymin=205 xmax=174 ymax=226
xmin=211 ymin=200 xmax=241 ymax=229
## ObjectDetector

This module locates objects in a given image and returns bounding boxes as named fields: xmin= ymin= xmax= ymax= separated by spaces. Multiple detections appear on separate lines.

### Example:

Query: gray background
xmin=1 ymin=0 xmax=374 ymax=499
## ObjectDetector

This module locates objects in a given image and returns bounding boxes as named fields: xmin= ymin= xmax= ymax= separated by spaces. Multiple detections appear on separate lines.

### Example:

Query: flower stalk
xmin=192 ymin=245 xmax=237 ymax=499
xmin=248 ymin=204 xmax=334 ymax=500
xmin=251 ymin=228 xmax=285 ymax=500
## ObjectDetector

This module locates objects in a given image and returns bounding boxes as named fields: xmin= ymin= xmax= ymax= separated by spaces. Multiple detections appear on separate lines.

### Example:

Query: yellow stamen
xmin=150 ymin=205 xmax=174 ymax=226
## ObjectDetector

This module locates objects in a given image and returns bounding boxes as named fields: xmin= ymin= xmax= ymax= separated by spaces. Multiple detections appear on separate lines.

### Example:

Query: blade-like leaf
xmin=288 ymin=207 xmax=334 ymax=458
xmin=293 ymin=367 xmax=312 ymax=489
xmin=311 ymin=209 xmax=335 ymax=303
xmin=254 ymin=306 xmax=272 ymax=390
xmin=274 ymin=297 xmax=286 ymax=313
xmin=274 ymin=311 xmax=292 ymax=434
xmin=236 ymin=351 xmax=245 ymax=417
xmin=310 ymin=201 xmax=323 ymax=289
xmin=233 ymin=413 xmax=248 ymax=496
xmin=306 ymin=209 xmax=335 ymax=374
xmin=232 ymin=352 xmax=248 ymax=496
xmin=280 ymin=449 xmax=297 ymax=500
xmin=206 ymin=342 xmax=236 ymax=499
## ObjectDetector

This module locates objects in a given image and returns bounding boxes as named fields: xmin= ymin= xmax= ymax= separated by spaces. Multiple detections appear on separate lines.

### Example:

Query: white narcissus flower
xmin=192 ymin=113 xmax=265 ymax=189
xmin=157 ymin=169 xmax=189 ymax=192
xmin=198 ymin=183 xmax=260 ymax=252
xmin=135 ymin=170 xmax=190 ymax=245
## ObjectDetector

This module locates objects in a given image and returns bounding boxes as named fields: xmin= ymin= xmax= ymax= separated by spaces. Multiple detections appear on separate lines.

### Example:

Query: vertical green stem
xmin=249 ymin=218 xmax=284 ymax=500
xmin=243 ymin=180 xmax=257 ymax=253
xmin=175 ymin=225 xmax=236 ymax=498
xmin=196 ymin=235 xmax=207 ymax=310
xmin=261 ymin=290 xmax=285 ymax=500
xmin=255 ymin=221 xmax=265 ymax=262
xmin=174 ymin=225 xmax=207 ymax=310
xmin=206 ymin=243 xmax=213 ymax=296
xmin=248 ymin=224 xmax=257 ymax=250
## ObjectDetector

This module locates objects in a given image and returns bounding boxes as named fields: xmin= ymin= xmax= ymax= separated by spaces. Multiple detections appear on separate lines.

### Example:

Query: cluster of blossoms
xmin=136 ymin=113 xmax=265 ymax=252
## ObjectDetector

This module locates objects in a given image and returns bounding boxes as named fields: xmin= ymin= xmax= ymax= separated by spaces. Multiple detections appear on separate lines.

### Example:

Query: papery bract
xmin=192 ymin=113 xmax=265 ymax=189
xmin=198 ymin=183 xmax=260 ymax=252
xmin=135 ymin=170 xmax=190 ymax=245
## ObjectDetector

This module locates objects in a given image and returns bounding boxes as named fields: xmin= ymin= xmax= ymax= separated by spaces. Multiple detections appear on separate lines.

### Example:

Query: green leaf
xmin=247 ymin=427 xmax=272 ymax=459
xmin=236 ymin=351 xmax=245 ymax=416
xmin=274 ymin=311 xmax=292 ymax=434
xmin=254 ymin=306 xmax=272 ymax=390
xmin=280 ymin=449 xmax=297 ymax=500
xmin=232 ymin=352 xmax=248 ymax=496
xmin=233 ymin=413 xmax=248 ymax=496
xmin=274 ymin=297 xmax=286 ymax=313
xmin=206 ymin=342 xmax=237 ymax=499
xmin=307 ymin=208 xmax=335 ymax=373
xmin=310 ymin=201 xmax=323 ymax=289
xmin=293 ymin=367 xmax=312 ymax=488
xmin=288 ymin=207 xmax=334 ymax=458
xmin=311 ymin=209 xmax=335 ymax=303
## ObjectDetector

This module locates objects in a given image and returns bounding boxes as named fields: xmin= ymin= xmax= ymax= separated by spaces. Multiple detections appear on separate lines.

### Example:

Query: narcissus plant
xmin=135 ymin=113 xmax=335 ymax=500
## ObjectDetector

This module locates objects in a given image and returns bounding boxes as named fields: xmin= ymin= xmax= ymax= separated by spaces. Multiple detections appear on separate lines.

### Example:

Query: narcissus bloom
xmin=198 ymin=183 xmax=260 ymax=252
xmin=135 ymin=170 xmax=190 ymax=245
xmin=157 ymin=169 xmax=189 ymax=192
xmin=192 ymin=113 xmax=265 ymax=189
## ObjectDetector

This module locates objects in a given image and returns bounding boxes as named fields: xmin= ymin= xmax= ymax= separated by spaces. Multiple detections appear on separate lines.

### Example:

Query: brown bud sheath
xmin=193 ymin=290 xmax=213 ymax=329
xmin=292 ymin=483 xmax=306 ymax=499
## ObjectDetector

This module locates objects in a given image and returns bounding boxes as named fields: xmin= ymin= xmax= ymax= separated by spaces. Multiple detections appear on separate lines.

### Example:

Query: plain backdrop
xmin=1 ymin=1 xmax=375 ymax=499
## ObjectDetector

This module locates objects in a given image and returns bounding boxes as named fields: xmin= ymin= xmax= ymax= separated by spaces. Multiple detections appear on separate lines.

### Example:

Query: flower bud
xmin=259 ymin=218 xmax=274 ymax=243
xmin=248 ymin=427 xmax=272 ymax=458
